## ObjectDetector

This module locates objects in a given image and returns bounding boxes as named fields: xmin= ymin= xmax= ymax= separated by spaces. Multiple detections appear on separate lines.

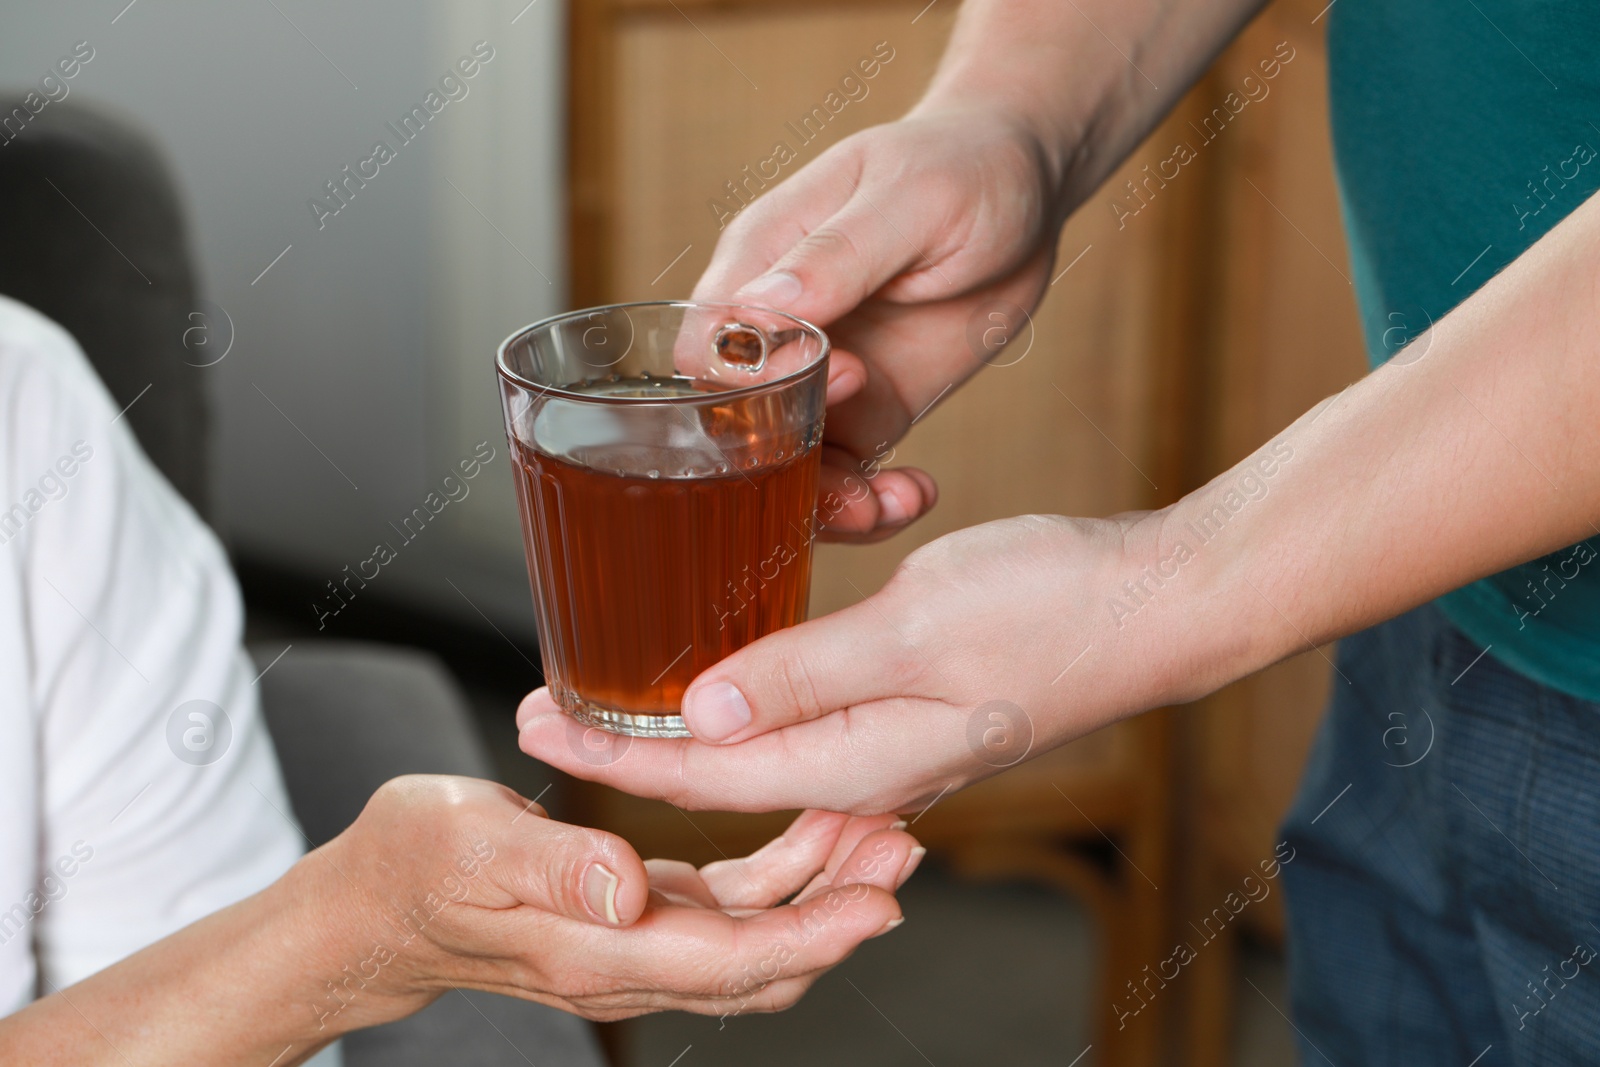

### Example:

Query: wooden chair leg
xmin=1096 ymin=711 xmax=1180 ymax=1067
xmin=1181 ymin=912 xmax=1238 ymax=1067
xmin=1094 ymin=841 xmax=1172 ymax=1067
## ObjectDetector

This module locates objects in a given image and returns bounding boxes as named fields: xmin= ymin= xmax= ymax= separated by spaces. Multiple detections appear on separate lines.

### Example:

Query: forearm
xmin=910 ymin=0 xmax=1268 ymax=213
xmin=0 ymin=861 xmax=370 ymax=1066
xmin=1152 ymin=191 xmax=1600 ymax=699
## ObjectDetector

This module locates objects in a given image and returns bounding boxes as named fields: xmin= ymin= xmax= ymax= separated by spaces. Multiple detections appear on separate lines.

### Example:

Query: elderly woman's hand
xmin=297 ymin=775 xmax=920 ymax=1028
xmin=0 ymin=774 xmax=918 ymax=1066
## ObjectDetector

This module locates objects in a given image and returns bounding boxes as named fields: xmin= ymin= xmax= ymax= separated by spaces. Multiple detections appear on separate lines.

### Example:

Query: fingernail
xmin=895 ymin=846 xmax=927 ymax=889
xmin=890 ymin=820 xmax=908 ymax=831
xmin=684 ymin=682 xmax=752 ymax=743
xmin=875 ymin=486 xmax=909 ymax=525
xmin=872 ymin=916 xmax=905 ymax=938
xmin=738 ymin=270 xmax=802 ymax=308
xmin=584 ymin=863 xmax=621 ymax=925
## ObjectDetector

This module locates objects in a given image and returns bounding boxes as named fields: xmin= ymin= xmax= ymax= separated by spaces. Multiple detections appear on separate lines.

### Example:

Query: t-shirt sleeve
xmin=0 ymin=299 xmax=304 ymax=992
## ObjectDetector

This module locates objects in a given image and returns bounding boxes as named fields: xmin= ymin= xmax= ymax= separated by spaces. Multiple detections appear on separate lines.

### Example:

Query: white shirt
xmin=0 ymin=296 xmax=308 ymax=1018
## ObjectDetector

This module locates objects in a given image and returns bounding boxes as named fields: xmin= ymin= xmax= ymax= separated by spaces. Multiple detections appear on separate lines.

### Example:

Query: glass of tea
xmin=497 ymin=301 xmax=829 ymax=738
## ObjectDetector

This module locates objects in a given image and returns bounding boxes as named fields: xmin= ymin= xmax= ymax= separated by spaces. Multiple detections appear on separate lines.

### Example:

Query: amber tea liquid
xmin=513 ymin=377 xmax=821 ymax=723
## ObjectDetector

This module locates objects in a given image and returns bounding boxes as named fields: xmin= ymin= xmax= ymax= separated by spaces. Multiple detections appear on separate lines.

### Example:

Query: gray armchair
xmin=0 ymin=96 xmax=604 ymax=1067
xmin=254 ymin=642 xmax=605 ymax=1067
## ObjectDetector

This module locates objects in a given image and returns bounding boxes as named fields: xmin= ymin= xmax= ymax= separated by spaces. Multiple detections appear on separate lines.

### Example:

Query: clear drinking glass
xmin=497 ymin=301 xmax=830 ymax=737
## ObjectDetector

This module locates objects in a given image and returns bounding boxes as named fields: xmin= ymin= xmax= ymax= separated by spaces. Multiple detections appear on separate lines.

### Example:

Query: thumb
xmin=496 ymin=815 xmax=650 ymax=927
xmin=681 ymin=595 xmax=919 ymax=744
xmin=731 ymin=197 xmax=927 ymax=329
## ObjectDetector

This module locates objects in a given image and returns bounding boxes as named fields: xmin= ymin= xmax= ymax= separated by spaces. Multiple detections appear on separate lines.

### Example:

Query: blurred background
xmin=5 ymin=0 xmax=561 ymax=629
xmin=2 ymin=0 xmax=1366 ymax=1063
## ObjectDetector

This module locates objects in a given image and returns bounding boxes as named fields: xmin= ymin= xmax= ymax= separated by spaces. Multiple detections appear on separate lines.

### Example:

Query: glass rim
xmin=495 ymin=300 xmax=830 ymax=405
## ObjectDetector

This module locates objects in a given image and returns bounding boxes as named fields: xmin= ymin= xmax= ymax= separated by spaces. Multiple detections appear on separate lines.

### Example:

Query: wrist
xmin=1078 ymin=506 xmax=1266 ymax=717
xmin=263 ymin=845 xmax=433 ymax=1045
xmin=905 ymin=2 xmax=1138 ymax=219
xmin=1136 ymin=507 xmax=1263 ymax=703
xmin=1130 ymin=456 xmax=1310 ymax=706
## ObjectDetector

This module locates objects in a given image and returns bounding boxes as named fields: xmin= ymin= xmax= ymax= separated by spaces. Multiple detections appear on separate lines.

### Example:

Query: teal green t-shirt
xmin=1328 ymin=2 xmax=1600 ymax=701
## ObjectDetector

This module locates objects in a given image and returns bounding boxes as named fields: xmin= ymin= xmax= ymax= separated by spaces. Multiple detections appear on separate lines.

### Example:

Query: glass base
xmin=570 ymin=698 xmax=692 ymax=738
